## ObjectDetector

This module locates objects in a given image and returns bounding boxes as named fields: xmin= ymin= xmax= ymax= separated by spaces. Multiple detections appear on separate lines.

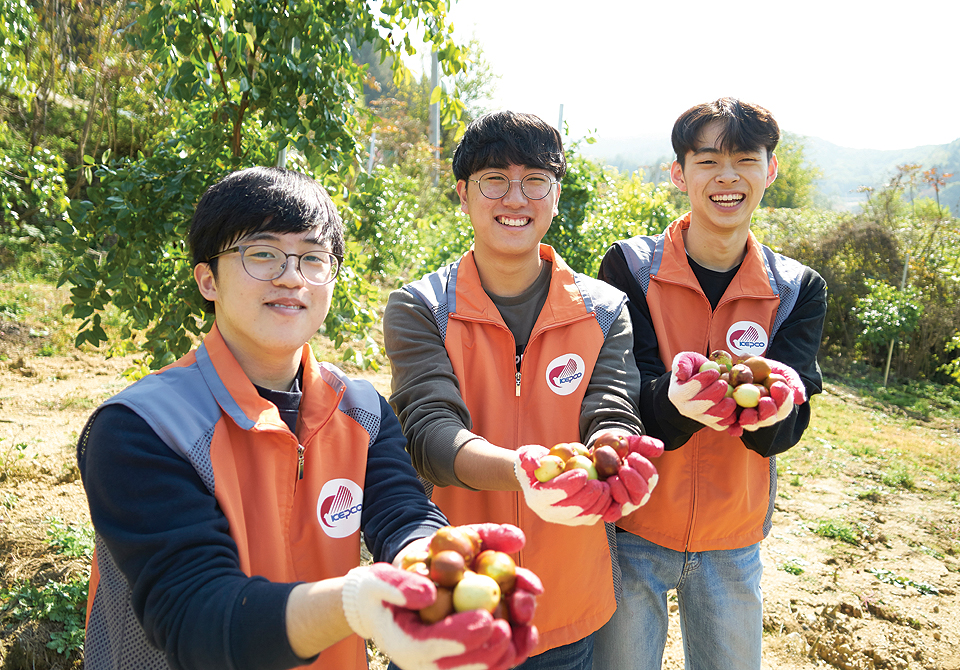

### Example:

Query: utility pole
xmin=367 ymin=131 xmax=376 ymax=173
xmin=276 ymin=37 xmax=299 ymax=168
xmin=430 ymin=52 xmax=440 ymax=185
xmin=883 ymin=253 xmax=910 ymax=386
xmin=557 ymin=104 xmax=564 ymax=133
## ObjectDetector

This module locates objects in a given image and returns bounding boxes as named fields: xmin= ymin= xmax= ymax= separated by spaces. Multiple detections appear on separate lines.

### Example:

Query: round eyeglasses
xmin=207 ymin=244 xmax=342 ymax=286
xmin=468 ymin=172 xmax=558 ymax=200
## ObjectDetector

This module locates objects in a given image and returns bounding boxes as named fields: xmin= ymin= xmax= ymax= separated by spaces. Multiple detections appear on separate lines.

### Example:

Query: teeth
xmin=498 ymin=216 xmax=529 ymax=227
xmin=268 ymin=303 xmax=304 ymax=310
xmin=710 ymin=194 xmax=744 ymax=207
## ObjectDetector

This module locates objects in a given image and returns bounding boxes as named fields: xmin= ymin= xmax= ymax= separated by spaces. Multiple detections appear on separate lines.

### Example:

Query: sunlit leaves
xmin=853 ymin=278 xmax=924 ymax=350
xmin=61 ymin=0 xmax=468 ymax=368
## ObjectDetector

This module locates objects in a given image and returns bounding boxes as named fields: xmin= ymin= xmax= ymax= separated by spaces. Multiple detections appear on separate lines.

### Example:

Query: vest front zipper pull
xmin=515 ymin=371 xmax=521 ymax=397
xmin=297 ymin=444 xmax=305 ymax=480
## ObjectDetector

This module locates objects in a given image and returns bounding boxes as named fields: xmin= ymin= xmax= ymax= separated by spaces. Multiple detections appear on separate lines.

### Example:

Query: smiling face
xmin=456 ymin=164 xmax=561 ymax=273
xmin=194 ymin=228 xmax=334 ymax=386
xmin=671 ymin=120 xmax=778 ymax=234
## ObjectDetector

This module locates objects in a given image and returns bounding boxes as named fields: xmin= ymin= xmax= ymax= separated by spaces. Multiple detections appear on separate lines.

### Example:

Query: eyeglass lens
xmin=478 ymin=173 xmax=554 ymax=200
xmin=241 ymin=245 xmax=339 ymax=285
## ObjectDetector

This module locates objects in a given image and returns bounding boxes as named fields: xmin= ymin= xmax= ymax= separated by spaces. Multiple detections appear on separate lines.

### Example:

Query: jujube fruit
xmin=418 ymin=586 xmax=454 ymax=623
xmin=413 ymin=524 xmax=538 ymax=628
xmin=728 ymin=363 xmax=754 ymax=387
xmin=591 ymin=445 xmax=622 ymax=480
xmin=453 ymin=572 xmax=501 ymax=613
xmin=473 ymin=549 xmax=517 ymax=593
xmin=428 ymin=526 xmax=477 ymax=564
xmin=429 ymin=549 xmax=466 ymax=587
xmin=741 ymin=356 xmax=771 ymax=383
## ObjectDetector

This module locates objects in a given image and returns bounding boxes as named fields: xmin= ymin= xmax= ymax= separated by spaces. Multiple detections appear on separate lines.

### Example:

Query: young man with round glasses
xmin=384 ymin=111 xmax=661 ymax=669
xmin=77 ymin=166 xmax=540 ymax=670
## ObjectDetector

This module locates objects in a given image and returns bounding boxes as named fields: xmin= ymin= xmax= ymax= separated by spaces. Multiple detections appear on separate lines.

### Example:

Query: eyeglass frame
xmin=206 ymin=244 xmax=343 ymax=286
xmin=467 ymin=171 xmax=560 ymax=200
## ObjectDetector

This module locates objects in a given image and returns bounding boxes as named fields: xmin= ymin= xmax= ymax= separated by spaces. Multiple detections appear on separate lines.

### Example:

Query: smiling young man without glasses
xmin=77 ymin=166 xmax=536 ymax=670
xmin=383 ymin=111 xmax=663 ymax=670
xmin=592 ymin=98 xmax=828 ymax=669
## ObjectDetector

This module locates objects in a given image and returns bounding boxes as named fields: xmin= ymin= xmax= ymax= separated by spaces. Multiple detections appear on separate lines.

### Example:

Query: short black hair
xmin=672 ymin=98 xmax=780 ymax=169
xmin=189 ymin=167 xmax=344 ymax=313
xmin=452 ymin=111 xmax=566 ymax=182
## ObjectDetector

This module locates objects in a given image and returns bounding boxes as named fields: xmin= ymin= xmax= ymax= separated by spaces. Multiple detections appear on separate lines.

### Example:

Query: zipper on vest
xmin=297 ymin=443 xmax=305 ymax=480
xmin=515 ymin=371 xmax=521 ymax=396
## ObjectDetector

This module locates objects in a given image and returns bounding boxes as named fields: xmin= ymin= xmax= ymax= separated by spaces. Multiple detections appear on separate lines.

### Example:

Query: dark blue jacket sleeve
xmin=360 ymin=395 xmax=449 ymax=563
xmin=598 ymin=243 xmax=827 ymax=457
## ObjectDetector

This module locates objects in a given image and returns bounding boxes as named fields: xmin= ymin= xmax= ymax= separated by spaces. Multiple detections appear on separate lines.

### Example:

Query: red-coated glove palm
xmin=737 ymin=359 xmax=807 ymax=432
xmin=515 ymin=445 xmax=613 ymax=525
xmin=450 ymin=523 xmax=542 ymax=669
xmin=667 ymin=352 xmax=738 ymax=431
xmin=342 ymin=563 xmax=513 ymax=670
xmin=603 ymin=435 xmax=664 ymax=521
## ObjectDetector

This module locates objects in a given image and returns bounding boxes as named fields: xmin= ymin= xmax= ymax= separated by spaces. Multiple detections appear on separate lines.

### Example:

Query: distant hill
xmin=580 ymin=133 xmax=960 ymax=213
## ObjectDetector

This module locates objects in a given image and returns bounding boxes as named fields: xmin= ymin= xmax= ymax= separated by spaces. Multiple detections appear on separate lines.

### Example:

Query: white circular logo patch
xmin=726 ymin=321 xmax=769 ymax=358
xmin=545 ymin=353 xmax=586 ymax=396
xmin=316 ymin=478 xmax=363 ymax=538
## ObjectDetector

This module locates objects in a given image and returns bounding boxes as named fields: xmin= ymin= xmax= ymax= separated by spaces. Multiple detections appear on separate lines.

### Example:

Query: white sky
xmin=435 ymin=0 xmax=959 ymax=151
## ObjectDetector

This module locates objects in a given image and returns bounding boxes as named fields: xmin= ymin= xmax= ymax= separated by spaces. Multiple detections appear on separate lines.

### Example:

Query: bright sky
xmin=438 ymin=0 xmax=959 ymax=151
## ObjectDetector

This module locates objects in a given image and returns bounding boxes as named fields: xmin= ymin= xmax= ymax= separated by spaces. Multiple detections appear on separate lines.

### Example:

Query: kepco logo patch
xmin=545 ymin=353 xmax=586 ymax=396
xmin=726 ymin=321 xmax=769 ymax=358
xmin=317 ymin=478 xmax=363 ymax=538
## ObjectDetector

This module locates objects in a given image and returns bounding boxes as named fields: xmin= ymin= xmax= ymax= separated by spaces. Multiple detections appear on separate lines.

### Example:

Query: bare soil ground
xmin=2 ymin=327 xmax=959 ymax=670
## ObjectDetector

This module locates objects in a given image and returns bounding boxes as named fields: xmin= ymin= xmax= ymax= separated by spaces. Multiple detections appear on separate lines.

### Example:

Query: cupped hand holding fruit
xmin=708 ymin=350 xmax=807 ymax=435
xmin=731 ymin=356 xmax=806 ymax=432
xmin=667 ymin=351 xmax=738 ymax=431
xmin=593 ymin=433 xmax=665 ymax=518
xmin=394 ymin=524 xmax=543 ymax=669
xmin=515 ymin=433 xmax=664 ymax=524
xmin=514 ymin=443 xmax=611 ymax=525
xmin=341 ymin=561 xmax=513 ymax=670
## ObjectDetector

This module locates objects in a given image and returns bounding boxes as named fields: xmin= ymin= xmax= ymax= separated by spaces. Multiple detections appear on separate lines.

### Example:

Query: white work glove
xmin=341 ymin=563 xmax=512 ymax=670
xmin=515 ymin=444 xmax=613 ymax=526
xmin=515 ymin=435 xmax=664 ymax=525
xmin=603 ymin=435 xmax=665 ymax=518
xmin=737 ymin=358 xmax=807 ymax=432
xmin=667 ymin=351 xmax=738 ymax=431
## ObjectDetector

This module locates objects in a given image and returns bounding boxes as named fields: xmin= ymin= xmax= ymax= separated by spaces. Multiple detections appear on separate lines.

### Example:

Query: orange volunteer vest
xmin=82 ymin=326 xmax=374 ymax=669
xmin=614 ymin=214 xmax=806 ymax=552
xmin=405 ymin=245 xmax=626 ymax=654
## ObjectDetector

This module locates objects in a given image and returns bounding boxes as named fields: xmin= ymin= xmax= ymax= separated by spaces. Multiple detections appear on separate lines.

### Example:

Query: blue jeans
xmin=592 ymin=532 xmax=762 ymax=670
xmin=515 ymin=633 xmax=594 ymax=670
xmin=386 ymin=633 xmax=594 ymax=670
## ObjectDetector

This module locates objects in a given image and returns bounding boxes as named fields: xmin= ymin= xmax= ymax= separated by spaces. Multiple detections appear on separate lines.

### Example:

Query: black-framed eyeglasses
xmin=207 ymin=244 xmax=342 ymax=286
xmin=468 ymin=172 xmax=558 ymax=200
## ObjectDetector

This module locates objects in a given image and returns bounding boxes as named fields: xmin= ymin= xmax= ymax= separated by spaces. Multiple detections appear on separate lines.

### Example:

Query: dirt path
xmin=2 ymin=352 xmax=959 ymax=669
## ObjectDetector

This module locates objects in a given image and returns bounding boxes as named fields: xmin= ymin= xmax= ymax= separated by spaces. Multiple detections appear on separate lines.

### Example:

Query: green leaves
xmin=853 ymin=279 xmax=924 ymax=351
xmin=61 ymin=0 xmax=467 ymax=369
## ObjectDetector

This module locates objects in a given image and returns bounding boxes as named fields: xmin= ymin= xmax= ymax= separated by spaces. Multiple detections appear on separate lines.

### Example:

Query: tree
xmin=0 ymin=0 xmax=34 ymax=99
xmin=761 ymin=132 xmax=822 ymax=209
xmin=59 ymin=0 xmax=469 ymax=369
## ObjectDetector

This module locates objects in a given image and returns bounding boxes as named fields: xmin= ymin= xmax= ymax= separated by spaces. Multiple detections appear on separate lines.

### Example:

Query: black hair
xmin=189 ymin=166 xmax=344 ymax=313
xmin=451 ymin=111 xmax=566 ymax=182
xmin=672 ymin=98 xmax=780 ymax=169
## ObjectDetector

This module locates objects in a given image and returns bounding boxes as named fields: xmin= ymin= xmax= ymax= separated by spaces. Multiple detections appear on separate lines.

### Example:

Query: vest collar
xmin=452 ymin=244 xmax=588 ymax=325
xmin=655 ymin=214 xmax=777 ymax=299
xmin=197 ymin=324 xmax=338 ymax=434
